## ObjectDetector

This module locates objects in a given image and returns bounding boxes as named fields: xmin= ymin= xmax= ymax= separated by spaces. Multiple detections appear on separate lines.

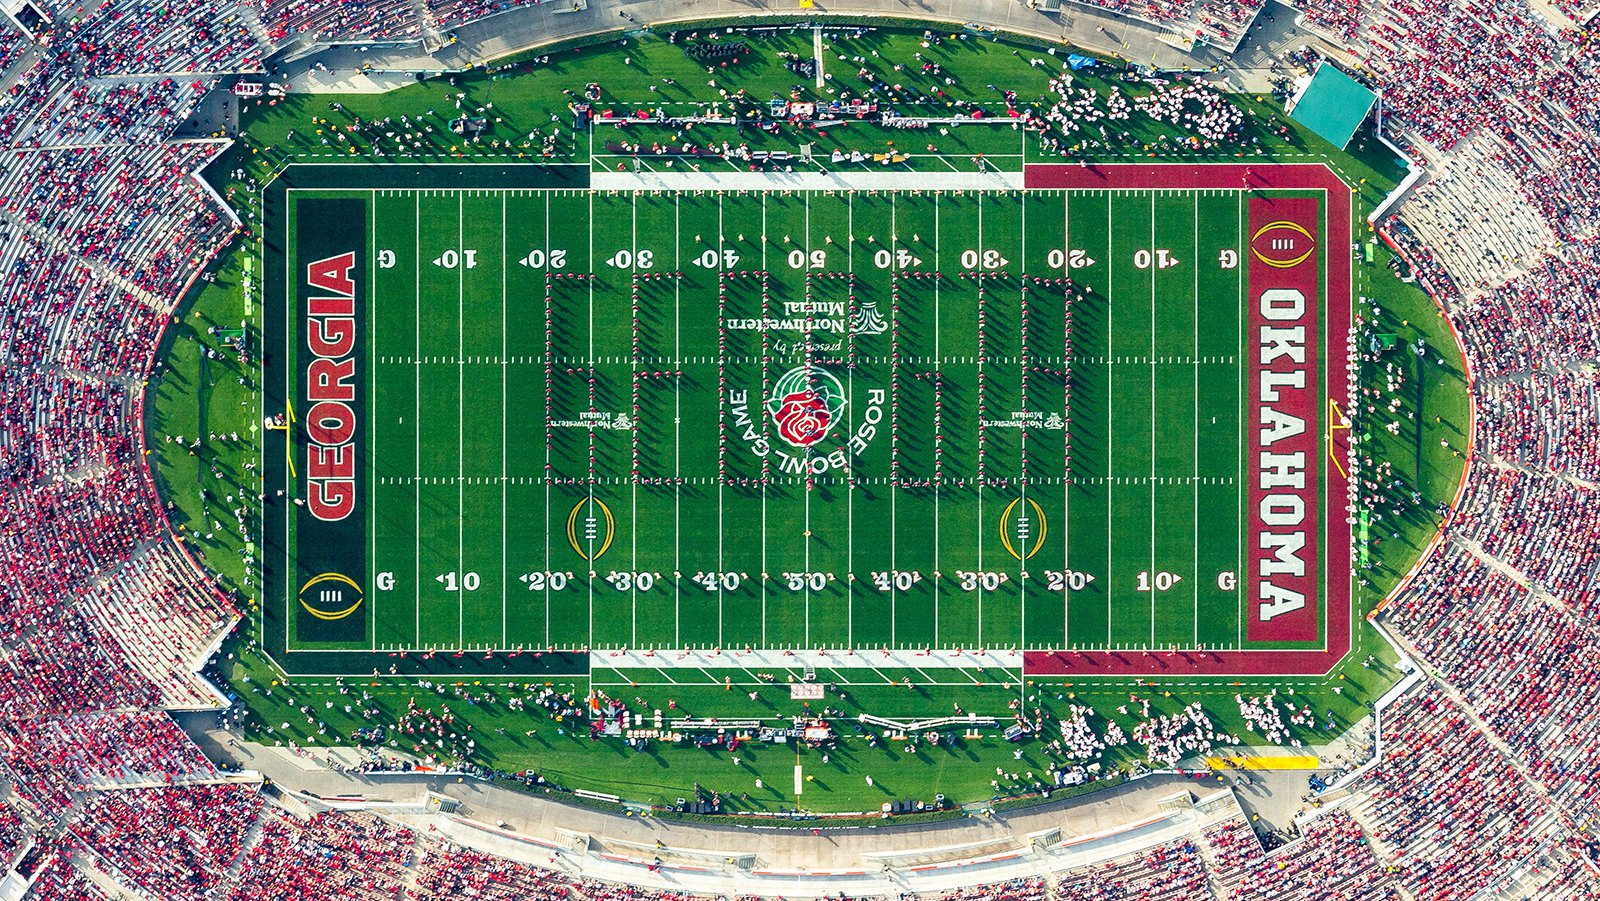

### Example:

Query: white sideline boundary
xmin=592 ymin=170 xmax=1024 ymax=192
xmin=593 ymin=647 xmax=1020 ymax=670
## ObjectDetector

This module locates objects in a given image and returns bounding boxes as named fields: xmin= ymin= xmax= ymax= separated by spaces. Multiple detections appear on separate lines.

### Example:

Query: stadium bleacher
xmin=0 ymin=0 xmax=1598 ymax=895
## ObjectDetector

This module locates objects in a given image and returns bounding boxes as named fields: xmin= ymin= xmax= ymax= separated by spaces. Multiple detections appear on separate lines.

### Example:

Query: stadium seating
xmin=0 ymin=0 xmax=1599 ymax=895
xmin=229 ymin=810 xmax=415 ymax=901
xmin=24 ymin=851 xmax=113 ymax=901
xmin=69 ymin=783 xmax=261 ymax=901
xmin=1056 ymin=839 xmax=1210 ymax=900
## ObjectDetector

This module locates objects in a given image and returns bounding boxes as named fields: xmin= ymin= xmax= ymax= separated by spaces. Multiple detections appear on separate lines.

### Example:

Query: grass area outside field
xmin=210 ymin=631 xmax=1399 ymax=815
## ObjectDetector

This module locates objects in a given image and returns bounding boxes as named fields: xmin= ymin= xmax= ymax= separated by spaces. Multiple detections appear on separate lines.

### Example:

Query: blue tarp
xmin=1289 ymin=61 xmax=1377 ymax=149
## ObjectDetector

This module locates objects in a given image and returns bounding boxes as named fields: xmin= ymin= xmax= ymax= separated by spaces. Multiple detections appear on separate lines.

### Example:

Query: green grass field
xmin=266 ymin=177 xmax=1341 ymax=667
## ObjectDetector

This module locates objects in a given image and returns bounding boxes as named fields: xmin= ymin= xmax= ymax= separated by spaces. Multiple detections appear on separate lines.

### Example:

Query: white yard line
xmin=414 ymin=191 xmax=422 ymax=647
xmin=588 ymin=190 xmax=597 ymax=648
xmin=1062 ymin=189 xmax=1071 ymax=649
xmin=544 ymin=193 xmax=554 ymax=648
xmin=803 ymin=191 xmax=812 ymax=649
xmin=369 ymin=191 xmax=378 ymax=651
xmin=933 ymin=193 xmax=941 ymax=648
xmin=847 ymin=191 xmax=854 ymax=649
xmin=1018 ymin=186 xmax=1028 ymax=662
xmin=717 ymin=193 xmax=727 ymax=647
xmin=502 ymin=194 xmax=509 ymax=648
xmin=889 ymin=196 xmax=899 ymax=646
xmin=1148 ymin=192 xmax=1155 ymax=649
xmin=458 ymin=193 xmax=466 ymax=649
xmin=760 ymin=195 xmax=769 ymax=647
xmin=631 ymin=194 xmax=640 ymax=647
xmin=1104 ymin=194 xmax=1113 ymax=648
xmin=1236 ymin=188 xmax=1245 ymax=650
xmin=975 ymin=197 xmax=984 ymax=646
xmin=592 ymin=171 xmax=1023 ymax=192
xmin=675 ymin=193 xmax=684 ymax=650
xmin=1192 ymin=192 xmax=1200 ymax=648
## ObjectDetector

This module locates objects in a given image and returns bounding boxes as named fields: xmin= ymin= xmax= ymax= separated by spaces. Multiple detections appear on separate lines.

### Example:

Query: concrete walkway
xmin=270 ymin=0 xmax=1263 ymax=94
xmin=180 ymin=712 xmax=1331 ymax=894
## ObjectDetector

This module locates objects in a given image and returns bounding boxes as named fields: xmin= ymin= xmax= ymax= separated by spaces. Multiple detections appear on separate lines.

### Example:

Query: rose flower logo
xmin=767 ymin=365 xmax=847 ymax=449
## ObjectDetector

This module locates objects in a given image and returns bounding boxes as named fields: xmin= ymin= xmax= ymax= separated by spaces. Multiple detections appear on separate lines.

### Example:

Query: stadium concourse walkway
xmin=181 ymin=718 xmax=1324 ymax=896
xmin=269 ymin=0 xmax=1270 ymax=95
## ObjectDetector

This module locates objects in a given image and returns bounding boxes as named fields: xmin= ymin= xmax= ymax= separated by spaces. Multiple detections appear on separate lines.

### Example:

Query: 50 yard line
xmin=847 ymin=190 xmax=854 ymax=650
xmin=587 ymin=189 xmax=595 ymax=650
xmin=803 ymin=190 xmax=811 ymax=650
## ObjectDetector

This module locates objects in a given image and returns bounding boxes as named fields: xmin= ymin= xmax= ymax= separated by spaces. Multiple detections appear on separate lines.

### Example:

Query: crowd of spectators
xmin=1456 ymin=464 xmax=1600 ymax=604
xmin=1380 ymin=539 xmax=1600 ymax=832
xmin=1286 ymin=0 xmax=1600 ymax=268
xmin=0 ymin=799 xmax=25 ymax=867
xmin=68 ymin=783 xmax=261 ymax=901
xmin=1351 ymin=684 xmax=1558 ymax=900
xmin=1205 ymin=812 xmax=1397 ymax=900
xmin=1056 ymin=839 xmax=1210 ymax=900
xmin=0 ymin=6 xmax=243 ymax=833
xmin=1067 ymin=0 xmax=1267 ymax=47
xmin=427 ymin=0 xmax=545 ymax=31
xmin=412 ymin=839 xmax=579 ymax=901
xmin=228 ymin=810 xmax=415 ymax=901
xmin=1448 ymin=249 xmax=1600 ymax=378
xmin=23 ymin=849 xmax=111 ymax=901
xmin=258 ymin=0 xmax=421 ymax=44
xmin=1479 ymin=367 xmax=1600 ymax=481
xmin=0 ymin=0 xmax=1597 ymax=898
xmin=1 ymin=712 xmax=214 ymax=794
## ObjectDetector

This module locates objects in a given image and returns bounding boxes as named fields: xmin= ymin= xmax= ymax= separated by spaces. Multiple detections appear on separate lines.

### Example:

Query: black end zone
xmin=260 ymin=162 xmax=588 ymax=678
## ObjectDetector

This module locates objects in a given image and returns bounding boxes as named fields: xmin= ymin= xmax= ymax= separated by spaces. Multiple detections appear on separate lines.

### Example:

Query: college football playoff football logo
xmin=1249 ymin=219 xmax=1317 ymax=269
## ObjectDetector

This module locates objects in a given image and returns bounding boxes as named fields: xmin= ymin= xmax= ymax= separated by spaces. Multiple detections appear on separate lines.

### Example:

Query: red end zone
xmin=1023 ymin=163 xmax=1353 ymax=677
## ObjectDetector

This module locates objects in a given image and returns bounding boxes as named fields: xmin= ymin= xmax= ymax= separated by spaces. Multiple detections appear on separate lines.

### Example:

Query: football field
xmin=263 ymin=164 xmax=1349 ymax=675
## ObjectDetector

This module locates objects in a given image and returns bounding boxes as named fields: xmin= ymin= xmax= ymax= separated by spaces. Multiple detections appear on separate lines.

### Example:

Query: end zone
xmin=1023 ymin=163 xmax=1353 ymax=678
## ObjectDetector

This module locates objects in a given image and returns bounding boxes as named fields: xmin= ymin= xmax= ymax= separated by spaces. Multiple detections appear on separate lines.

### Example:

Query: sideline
xmin=592 ymin=170 xmax=1024 ymax=191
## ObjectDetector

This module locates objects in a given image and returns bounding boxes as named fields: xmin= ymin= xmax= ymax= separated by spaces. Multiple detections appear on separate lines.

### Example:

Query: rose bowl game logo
xmin=767 ymin=365 xmax=848 ymax=448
